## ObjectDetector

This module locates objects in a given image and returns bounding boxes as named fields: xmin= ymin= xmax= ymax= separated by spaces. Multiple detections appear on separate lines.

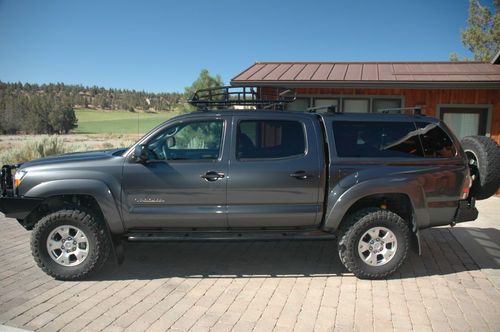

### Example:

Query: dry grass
xmin=0 ymin=134 xmax=137 ymax=165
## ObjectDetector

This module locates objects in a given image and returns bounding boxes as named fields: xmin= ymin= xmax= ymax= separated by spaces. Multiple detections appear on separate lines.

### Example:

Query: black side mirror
xmin=133 ymin=144 xmax=148 ymax=163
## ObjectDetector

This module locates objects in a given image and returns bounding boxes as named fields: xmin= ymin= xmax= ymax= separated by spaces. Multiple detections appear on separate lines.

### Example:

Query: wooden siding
xmin=295 ymin=88 xmax=500 ymax=144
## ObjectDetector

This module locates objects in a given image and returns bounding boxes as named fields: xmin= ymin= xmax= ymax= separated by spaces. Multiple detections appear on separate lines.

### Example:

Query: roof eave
xmin=230 ymin=80 xmax=500 ymax=89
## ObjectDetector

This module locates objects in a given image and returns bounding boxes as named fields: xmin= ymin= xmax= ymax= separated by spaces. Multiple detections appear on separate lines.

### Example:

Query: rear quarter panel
xmin=321 ymin=114 xmax=468 ymax=230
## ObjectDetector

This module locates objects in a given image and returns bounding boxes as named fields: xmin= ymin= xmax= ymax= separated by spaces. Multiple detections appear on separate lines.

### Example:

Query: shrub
xmin=0 ymin=136 xmax=75 ymax=165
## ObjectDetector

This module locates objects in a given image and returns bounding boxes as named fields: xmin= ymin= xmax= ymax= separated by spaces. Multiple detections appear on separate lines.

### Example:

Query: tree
xmin=451 ymin=0 xmax=500 ymax=61
xmin=184 ymin=69 xmax=224 ymax=99
xmin=49 ymin=101 xmax=78 ymax=134
xmin=181 ymin=69 xmax=224 ymax=112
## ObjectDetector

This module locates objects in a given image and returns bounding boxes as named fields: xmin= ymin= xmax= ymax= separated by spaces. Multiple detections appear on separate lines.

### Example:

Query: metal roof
xmin=231 ymin=61 xmax=500 ymax=88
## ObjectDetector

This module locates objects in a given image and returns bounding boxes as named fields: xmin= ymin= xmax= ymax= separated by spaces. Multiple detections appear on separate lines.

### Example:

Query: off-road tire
xmin=31 ymin=209 xmax=110 ymax=280
xmin=461 ymin=136 xmax=500 ymax=200
xmin=338 ymin=208 xmax=410 ymax=279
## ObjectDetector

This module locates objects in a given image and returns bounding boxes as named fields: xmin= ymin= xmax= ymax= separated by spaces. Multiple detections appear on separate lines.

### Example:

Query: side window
xmin=415 ymin=122 xmax=456 ymax=158
xmin=332 ymin=121 xmax=424 ymax=158
xmin=237 ymin=120 xmax=306 ymax=159
xmin=147 ymin=120 xmax=223 ymax=161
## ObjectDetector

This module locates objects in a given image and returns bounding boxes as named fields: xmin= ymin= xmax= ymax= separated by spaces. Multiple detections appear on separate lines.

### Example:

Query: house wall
xmin=294 ymin=87 xmax=500 ymax=144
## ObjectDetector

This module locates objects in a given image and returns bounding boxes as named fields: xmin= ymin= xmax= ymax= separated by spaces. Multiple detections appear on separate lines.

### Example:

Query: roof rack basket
xmin=188 ymin=86 xmax=296 ymax=110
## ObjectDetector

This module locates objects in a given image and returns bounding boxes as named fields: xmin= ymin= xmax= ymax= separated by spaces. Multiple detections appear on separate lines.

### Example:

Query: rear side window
xmin=332 ymin=121 xmax=423 ymax=158
xmin=237 ymin=120 xmax=305 ymax=159
xmin=416 ymin=122 xmax=456 ymax=158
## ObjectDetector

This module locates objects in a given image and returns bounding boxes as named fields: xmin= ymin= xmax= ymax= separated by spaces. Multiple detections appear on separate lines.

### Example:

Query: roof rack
xmin=307 ymin=104 xmax=338 ymax=113
xmin=378 ymin=106 xmax=425 ymax=115
xmin=188 ymin=86 xmax=296 ymax=110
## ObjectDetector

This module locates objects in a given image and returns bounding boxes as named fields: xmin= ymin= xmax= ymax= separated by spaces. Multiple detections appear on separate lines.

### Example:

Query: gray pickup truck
xmin=1 ymin=87 xmax=499 ymax=280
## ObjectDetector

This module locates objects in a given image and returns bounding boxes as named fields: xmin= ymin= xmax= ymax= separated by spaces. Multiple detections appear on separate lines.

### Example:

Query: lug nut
xmin=73 ymin=241 xmax=77 ymax=245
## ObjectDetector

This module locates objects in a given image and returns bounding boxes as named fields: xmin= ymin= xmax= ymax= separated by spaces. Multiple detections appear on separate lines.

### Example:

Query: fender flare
xmin=24 ymin=179 xmax=125 ymax=234
xmin=323 ymin=177 xmax=429 ymax=232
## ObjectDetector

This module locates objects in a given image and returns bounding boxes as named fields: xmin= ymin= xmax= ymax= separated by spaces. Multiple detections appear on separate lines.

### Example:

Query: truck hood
xmin=20 ymin=148 xmax=127 ymax=168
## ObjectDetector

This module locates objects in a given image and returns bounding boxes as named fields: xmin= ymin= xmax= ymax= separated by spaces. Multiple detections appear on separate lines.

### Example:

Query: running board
xmin=126 ymin=230 xmax=336 ymax=242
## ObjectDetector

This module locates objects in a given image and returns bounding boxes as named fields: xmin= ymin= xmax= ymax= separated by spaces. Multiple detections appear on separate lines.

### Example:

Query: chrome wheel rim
xmin=46 ymin=225 xmax=89 ymax=267
xmin=358 ymin=226 xmax=397 ymax=267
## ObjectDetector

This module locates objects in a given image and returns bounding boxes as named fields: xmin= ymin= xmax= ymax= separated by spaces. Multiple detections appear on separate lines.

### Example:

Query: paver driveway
xmin=0 ymin=198 xmax=499 ymax=332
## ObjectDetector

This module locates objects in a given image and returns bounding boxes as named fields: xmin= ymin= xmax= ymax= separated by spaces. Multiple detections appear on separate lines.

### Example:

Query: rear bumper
xmin=453 ymin=198 xmax=478 ymax=223
xmin=0 ymin=197 xmax=42 ymax=219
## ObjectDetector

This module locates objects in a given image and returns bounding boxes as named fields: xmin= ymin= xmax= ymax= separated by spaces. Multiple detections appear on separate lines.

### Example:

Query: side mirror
xmin=133 ymin=144 xmax=148 ymax=163
xmin=166 ymin=136 xmax=176 ymax=148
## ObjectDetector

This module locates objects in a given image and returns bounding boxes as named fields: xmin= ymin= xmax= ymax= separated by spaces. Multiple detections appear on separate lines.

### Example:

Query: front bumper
xmin=453 ymin=198 xmax=478 ymax=223
xmin=0 ymin=197 xmax=42 ymax=219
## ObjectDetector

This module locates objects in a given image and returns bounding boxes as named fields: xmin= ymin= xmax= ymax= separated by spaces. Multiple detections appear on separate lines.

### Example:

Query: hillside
xmin=0 ymin=81 xmax=186 ymax=134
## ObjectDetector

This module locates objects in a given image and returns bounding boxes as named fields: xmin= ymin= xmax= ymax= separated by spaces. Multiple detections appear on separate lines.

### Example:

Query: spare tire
xmin=461 ymin=136 xmax=500 ymax=200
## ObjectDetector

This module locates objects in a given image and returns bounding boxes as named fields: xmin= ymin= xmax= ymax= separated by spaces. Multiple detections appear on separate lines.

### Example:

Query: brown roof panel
xmin=295 ymin=64 xmax=320 ymax=80
xmin=328 ymin=64 xmax=348 ymax=80
xmin=263 ymin=63 xmax=292 ymax=80
xmin=311 ymin=63 xmax=334 ymax=80
xmin=233 ymin=63 xmax=266 ymax=81
xmin=279 ymin=64 xmax=306 ymax=80
xmin=378 ymin=64 xmax=394 ymax=80
xmin=344 ymin=64 xmax=363 ymax=80
xmin=247 ymin=63 xmax=279 ymax=80
xmin=362 ymin=64 xmax=378 ymax=81
xmin=231 ymin=61 xmax=500 ymax=87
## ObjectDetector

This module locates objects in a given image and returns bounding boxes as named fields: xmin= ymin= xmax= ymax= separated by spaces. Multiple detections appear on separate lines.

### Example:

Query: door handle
xmin=201 ymin=171 xmax=225 ymax=182
xmin=289 ymin=171 xmax=312 ymax=180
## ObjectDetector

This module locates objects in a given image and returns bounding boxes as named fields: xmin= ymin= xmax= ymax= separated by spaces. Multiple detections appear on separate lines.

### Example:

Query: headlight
xmin=14 ymin=169 xmax=27 ymax=187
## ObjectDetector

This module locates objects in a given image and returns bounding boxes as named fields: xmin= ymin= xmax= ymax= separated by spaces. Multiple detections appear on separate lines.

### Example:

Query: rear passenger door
xmin=227 ymin=114 xmax=324 ymax=228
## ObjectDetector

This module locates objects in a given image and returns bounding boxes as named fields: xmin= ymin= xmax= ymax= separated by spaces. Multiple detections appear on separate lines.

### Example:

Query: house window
xmin=343 ymin=99 xmax=369 ymax=113
xmin=373 ymin=99 xmax=402 ymax=113
xmin=286 ymin=98 xmax=310 ymax=112
xmin=440 ymin=107 xmax=488 ymax=139
xmin=313 ymin=98 xmax=339 ymax=113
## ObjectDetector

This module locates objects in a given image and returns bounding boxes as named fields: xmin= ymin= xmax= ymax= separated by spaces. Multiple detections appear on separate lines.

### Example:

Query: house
xmin=231 ymin=56 xmax=500 ymax=144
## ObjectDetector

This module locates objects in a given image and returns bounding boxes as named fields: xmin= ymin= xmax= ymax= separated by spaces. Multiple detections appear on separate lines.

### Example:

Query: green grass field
xmin=74 ymin=109 xmax=181 ymax=134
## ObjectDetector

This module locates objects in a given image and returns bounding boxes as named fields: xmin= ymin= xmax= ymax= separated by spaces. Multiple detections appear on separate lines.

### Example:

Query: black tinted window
xmin=332 ymin=121 xmax=423 ymax=158
xmin=237 ymin=120 xmax=305 ymax=159
xmin=416 ymin=122 xmax=456 ymax=158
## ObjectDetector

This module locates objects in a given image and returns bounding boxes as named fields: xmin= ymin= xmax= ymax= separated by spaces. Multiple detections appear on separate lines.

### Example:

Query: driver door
xmin=121 ymin=116 xmax=230 ymax=229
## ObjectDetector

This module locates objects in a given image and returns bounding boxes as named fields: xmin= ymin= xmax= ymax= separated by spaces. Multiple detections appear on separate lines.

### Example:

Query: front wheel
xmin=338 ymin=208 xmax=410 ymax=279
xmin=31 ymin=209 xmax=111 ymax=280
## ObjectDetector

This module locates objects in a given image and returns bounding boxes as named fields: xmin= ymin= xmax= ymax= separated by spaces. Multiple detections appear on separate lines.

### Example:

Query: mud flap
xmin=411 ymin=230 xmax=421 ymax=255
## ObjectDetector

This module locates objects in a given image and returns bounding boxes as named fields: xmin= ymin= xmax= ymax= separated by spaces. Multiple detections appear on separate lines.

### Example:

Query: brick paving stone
xmin=1 ymin=200 xmax=500 ymax=332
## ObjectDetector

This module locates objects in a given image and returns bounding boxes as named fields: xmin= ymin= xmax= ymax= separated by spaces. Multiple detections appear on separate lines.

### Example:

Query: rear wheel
xmin=31 ymin=209 xmax=110 ymax=280
xmin=338 ymin=208 xmax=410 ymax=279
xmin=461 ymin=136 xmax=500 ymax=200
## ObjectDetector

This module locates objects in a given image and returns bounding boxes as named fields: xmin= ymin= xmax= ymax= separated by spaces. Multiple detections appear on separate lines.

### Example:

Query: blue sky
xmin=0 ymin=0 xmax=490 ymax=92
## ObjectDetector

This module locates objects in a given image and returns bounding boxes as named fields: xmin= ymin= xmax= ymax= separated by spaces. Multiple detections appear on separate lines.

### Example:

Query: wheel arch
xmin=23 ymin=193 xmax=125 ymax=265
xmin=323 ymin=180 xmax=429 ymax=254
xmin=23 ymin=179 xmax=124 ymax=234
